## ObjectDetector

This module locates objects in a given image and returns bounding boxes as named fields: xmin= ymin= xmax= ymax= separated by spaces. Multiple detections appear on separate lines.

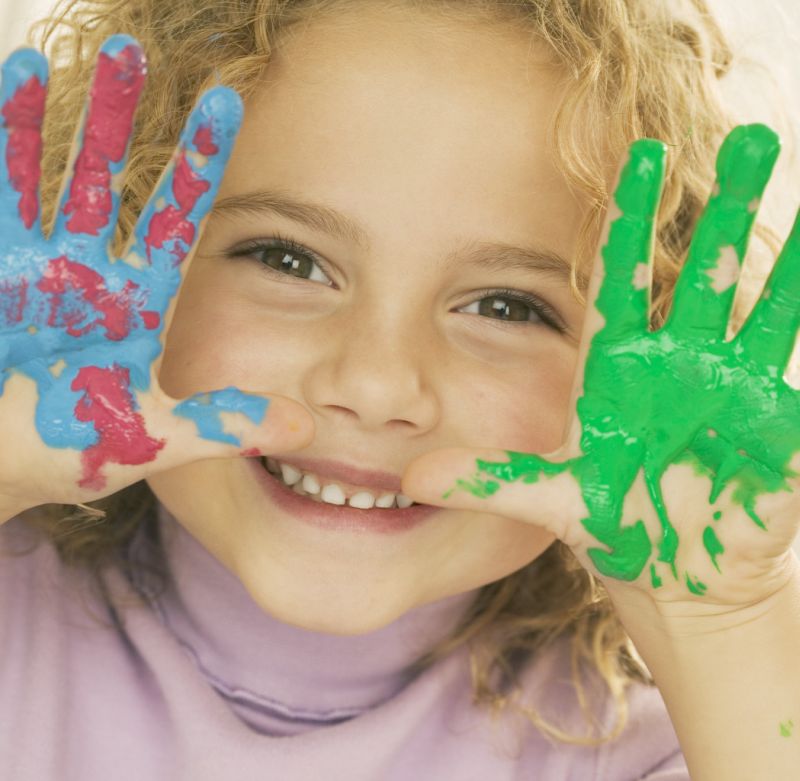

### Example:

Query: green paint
xmin=446 ymin=125 xmax=800 ymax=594
xmin=780 ymin=719 xmax=794 ymax=738
xmin=702 ymin=525 xmax=725 ymax=572
xmin=713 ymin=510 xmax=722 ymax=520
xmin=743 ymin=502 xmax=768 ymax=530
xmin=442 ymin=476 xmax=499 ymax=500
xmin=649 ymin=563 xmax=662 ymax=589
xmin=685 ymin=573 xmax=707 ymax=596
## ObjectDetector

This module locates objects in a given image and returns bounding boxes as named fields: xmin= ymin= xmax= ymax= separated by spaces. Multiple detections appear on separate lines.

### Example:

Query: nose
xmin=303 ymin=302 xmax=440 ymax=433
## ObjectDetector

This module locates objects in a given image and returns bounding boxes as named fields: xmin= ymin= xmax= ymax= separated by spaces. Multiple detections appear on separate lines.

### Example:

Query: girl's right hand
xmin=0 ymin=35 xmax=313 ymax=516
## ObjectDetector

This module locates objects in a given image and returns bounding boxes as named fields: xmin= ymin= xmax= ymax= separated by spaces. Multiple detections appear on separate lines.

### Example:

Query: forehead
xmin=217 ymin=6 xmax=584 ymax=262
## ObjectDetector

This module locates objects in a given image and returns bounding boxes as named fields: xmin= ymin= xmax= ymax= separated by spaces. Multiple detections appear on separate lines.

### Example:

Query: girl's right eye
xmin=230 ymin=237 xmax=333 ymax=286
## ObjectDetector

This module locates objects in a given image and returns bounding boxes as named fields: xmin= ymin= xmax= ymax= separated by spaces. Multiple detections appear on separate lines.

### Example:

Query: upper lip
xmin=271 ymin=456 xmax=404 ymax=493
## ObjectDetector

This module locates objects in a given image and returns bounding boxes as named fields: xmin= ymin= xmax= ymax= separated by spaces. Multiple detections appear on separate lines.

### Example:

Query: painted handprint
xmin=0 ymin=35 xmax=305 ymax=498
xmin=437 ymin=125 xmax=800 ymax=594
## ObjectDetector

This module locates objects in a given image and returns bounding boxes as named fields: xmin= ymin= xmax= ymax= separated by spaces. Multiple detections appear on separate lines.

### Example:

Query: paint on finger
xmin=173 ymin=387 xmax=268 ymax=446
xmin=62 ymin=37 xmax=146 ymax=236
xmin=1 ymin=48 xmax=47 ymax=230
xmin=142 ymin=86 xmax=242 ymax=269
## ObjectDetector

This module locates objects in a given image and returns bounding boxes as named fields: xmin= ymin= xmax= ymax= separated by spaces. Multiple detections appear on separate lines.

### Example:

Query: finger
xmin=664 ymin=124 xmax=780 ymax=341
xmin=51 ymin=34 xmax=146 ymax=249
xmin=147 ymin=387 xmax=315 ymax=479
xmin=403 ymin=447 xmax=655 ymax=582
xmin=589 ymin=138 xmax=667 ymax=345
xmin=557 ymin=139 xmax=666 ymax=457
xmin=735 ymin=207 xmax=800 ymax=373
xmin=59 ymin=367 xmax=314 ymax=492
xmin=0 ymin=47 xmax=48 ymax=238
xmin=402 ymin=447 xmax=585 ymax=544
xmin=120 ymin=83 xmax=242 ymax=348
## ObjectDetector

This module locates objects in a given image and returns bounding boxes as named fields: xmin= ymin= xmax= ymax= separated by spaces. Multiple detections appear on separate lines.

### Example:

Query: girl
xmin=0 ymin=0 xmax=798 ymax=778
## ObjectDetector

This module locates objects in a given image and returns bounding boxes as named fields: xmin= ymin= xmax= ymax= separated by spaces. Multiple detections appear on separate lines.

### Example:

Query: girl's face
xmin=148 ymin=7 xmax=588 ymax=635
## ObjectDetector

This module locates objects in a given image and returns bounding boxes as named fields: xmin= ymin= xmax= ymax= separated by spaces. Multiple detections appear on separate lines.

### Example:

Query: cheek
xmin=158 ymin=283 xmax=322 ymax=400
xmin=455 ymin=346 xmax=576 ymax=453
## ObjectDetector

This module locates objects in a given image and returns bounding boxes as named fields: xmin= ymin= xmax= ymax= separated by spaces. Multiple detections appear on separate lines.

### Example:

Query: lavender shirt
xmin=0 ymin=506 xmax=687 ymax=779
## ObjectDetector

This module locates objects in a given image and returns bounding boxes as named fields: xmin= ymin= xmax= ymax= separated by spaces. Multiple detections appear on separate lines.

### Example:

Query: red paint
xmin=62 ymin=45 xmax=145 ymax=235
xmin=72 ymin=364 xmax=164 ymax=490
xmin=140 ymin=310 xmax=160 ymax=329
xmin=36 ymin=256 xmax=147 ymax=340
xmin=144 ymin=150 xmax=210 ymax=264
xmin=2 ymin=75 xmax=46 ymax=229
xmin=0 ymin=278 xmax=28 ymax=325
xmin=240 ymin=447 xmax=261 ymax=457
xmin=192 ymin=124 xmax=218 ymax=155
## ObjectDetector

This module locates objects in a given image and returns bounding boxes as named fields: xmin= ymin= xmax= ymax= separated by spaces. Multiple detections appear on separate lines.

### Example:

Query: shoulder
xmin=505 ymin=636 xmax=689 ymax=780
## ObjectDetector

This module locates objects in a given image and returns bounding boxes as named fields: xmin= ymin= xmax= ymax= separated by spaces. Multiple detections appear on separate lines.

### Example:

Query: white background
xmin=0 ymin=0 xmax=799 ymax=552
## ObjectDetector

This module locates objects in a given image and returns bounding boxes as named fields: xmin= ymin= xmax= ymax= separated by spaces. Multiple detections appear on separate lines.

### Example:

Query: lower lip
xmin=248 ymin=458 xmax=441 ymax=534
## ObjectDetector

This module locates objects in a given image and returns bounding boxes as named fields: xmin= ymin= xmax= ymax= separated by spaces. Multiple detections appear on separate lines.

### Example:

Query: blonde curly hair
xmin=13 ymin=0 xmax=780 ymax=747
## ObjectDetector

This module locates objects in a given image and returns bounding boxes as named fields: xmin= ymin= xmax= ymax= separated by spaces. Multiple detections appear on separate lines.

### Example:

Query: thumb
xmin=138 ymin=385 xmax=314 ymax=475
xmin=402 ymin=446 xmax=587 ymax=546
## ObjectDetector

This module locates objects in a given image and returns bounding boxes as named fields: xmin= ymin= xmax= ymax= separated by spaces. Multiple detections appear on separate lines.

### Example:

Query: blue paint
xmin=0 ymin=47 xmax=48 ymax=240
xmin=0 ymin=35 xmax=262 ymax=484
xmin=173 ymin=388 xmax=269 ymax=445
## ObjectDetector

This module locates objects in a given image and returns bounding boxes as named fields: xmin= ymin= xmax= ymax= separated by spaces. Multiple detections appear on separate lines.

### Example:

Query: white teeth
xmin=320 ymin=483 xmax=346 ymax=505
xmin=281 ymin=463 xmax=303 ymax=486
xmin=302 ymin=474 xmax=321 ymax=495
xmin=375 ymin=493 xmax=396 ymax=508
xmin=267 ymin=459 xmax=416 ymax=510
xmin=348 ymin=491 xmax=376 ymax=509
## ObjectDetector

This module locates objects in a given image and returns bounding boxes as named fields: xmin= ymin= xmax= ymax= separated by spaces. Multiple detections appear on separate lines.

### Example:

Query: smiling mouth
xmin=260 ymin=457 xmax=418 ymax=510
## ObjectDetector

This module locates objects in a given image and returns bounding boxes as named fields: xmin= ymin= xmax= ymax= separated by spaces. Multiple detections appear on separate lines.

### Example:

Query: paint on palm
xmin=446 ymin=125 xmax=800 ymax=592
xmin=0 ymin=35 xmax=267 ymax=490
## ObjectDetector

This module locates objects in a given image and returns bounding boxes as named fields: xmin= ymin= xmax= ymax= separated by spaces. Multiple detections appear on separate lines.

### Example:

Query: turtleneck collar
xmin=126 ymin=504 xmax=480 ymax=734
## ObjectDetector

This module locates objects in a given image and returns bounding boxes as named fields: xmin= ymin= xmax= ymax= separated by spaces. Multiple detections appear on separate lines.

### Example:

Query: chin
xmin=237 ymin=566 xmax=415 ymax=636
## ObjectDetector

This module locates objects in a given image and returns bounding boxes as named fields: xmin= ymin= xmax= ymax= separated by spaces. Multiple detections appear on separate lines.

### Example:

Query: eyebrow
xmin=211 ymin=189 xmax=574 ymax=281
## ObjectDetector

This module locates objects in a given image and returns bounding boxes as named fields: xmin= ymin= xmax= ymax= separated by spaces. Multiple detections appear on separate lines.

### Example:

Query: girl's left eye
xmin=458 ymin=290 xmax=565 ymax=332
xmin=229 ymin=237 xmax=332 ymax=285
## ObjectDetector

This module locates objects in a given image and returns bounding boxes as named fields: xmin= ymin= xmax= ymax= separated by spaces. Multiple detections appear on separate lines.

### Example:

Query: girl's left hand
xmin=403 ymin=124 xmax=800 ymax=612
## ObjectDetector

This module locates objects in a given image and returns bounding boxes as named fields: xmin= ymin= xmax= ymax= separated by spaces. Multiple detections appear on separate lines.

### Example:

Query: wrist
xmin=605 ymin=557 xmax=800 ymax=781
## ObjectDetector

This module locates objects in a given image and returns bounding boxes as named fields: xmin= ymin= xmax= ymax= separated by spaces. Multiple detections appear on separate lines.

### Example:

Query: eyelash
xmin=229 ymin=234 xmax=566 ymax=333
xmin=230 ymin=232 xmax=335 ymax=285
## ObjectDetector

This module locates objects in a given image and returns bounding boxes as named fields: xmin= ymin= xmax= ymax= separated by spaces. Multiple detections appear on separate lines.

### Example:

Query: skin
xmin=3 ymin=8 xmax=800 ymax=779
xmin=0 ymin=35 xmax=309 ymax=511
xmin=441 ymin=127 xmax=800 ymax=598
xmin=407 ymin=122 xmax=800 ymax=608
xmin=150 ymin=7 xmax=588 ymax=634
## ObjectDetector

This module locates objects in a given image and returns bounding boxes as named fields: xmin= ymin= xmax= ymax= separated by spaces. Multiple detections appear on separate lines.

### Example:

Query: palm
xmin=0 ymin=37 xmax=265 ymax=496
xmin=444 ymin=125 xmax=800 ymax=598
